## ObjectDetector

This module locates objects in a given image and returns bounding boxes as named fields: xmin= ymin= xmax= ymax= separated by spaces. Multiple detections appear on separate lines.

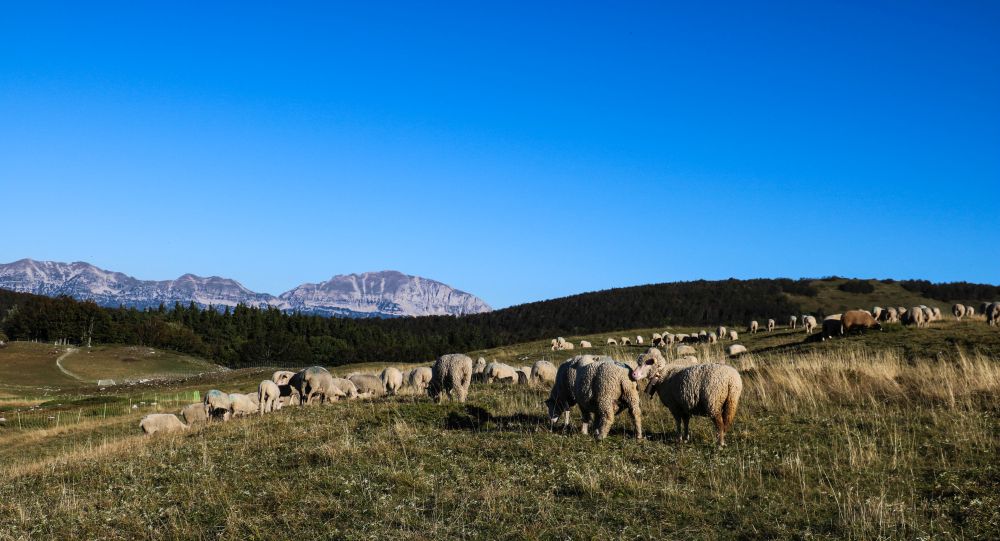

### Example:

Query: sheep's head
xmin=630 ymin=350 xmax=666 ymax=390
xmin=545 ymin=396 xmax=564 ymax=423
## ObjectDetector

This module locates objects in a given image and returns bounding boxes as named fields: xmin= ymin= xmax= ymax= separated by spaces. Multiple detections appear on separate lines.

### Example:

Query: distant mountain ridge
xmin=0 ymin=259 xmax=491 ymax=318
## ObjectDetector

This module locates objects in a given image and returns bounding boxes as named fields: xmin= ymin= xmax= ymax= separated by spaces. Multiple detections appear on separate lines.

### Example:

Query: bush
xmin=838 ymin=279 xmax=876 ymax=294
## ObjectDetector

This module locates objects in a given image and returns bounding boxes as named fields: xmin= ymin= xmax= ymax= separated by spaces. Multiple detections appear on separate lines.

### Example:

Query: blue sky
xmin=1 ymin=1 xmax=998 ymax=308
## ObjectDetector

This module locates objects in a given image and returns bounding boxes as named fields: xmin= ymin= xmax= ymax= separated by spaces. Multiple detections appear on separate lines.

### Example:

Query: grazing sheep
xmin=699 ymin=330 xmax=708 ymax=339
xmin=180 ymin=403 xmax=208 ymax=425
xmin=872 ymin=307 xmax=883 ymax=321
xmin=902 ymin=306 xmax=927 ymax=328
xmin=271 ymin=370 xmax=296 ymax=386
xmin=987 ymin=302 xmax=1000 ymax=327
xmin=580 ymin=340 xmax=592 ymax=348
xmin=573 ymin=359 xmax=643 ymax=440
xmin=550 ymin=338 xmax=559 ymax=350
xmin=920 ymin=306 xmax=935 ymax=323
xmin=640 ymin=362 xmax=743 ymax=446
xmin=953 ymin=304 xmax=966 ymax=320
xmin=707 ymin=332 xmax=718 ymax=344
xmin=932 ymin=307 xmax=942 ymax=321
xmin=749 ymin=321 xmax=759 ymax=334
xmin=607 ymin=338 xmax=618 ymax=346
xmin=728 ymin=330 xmax=739 ymax=341
xmin=821 ymin=318 xmax=843 ymax=341
xmin=380 ymin=367 xmax=404 ymax=396
xmin=407 ymin=367 xmax=433 ymax=392
xmin=473 ymin=357 xmax=488 ymax=381
xmin=789 ymin=316 xmax=797 ymax=329
xmin=726 ymin=344 xmax=747 ymax=357
xmin=717 ymin=327 xmax=727 ymax=340
xmin=299 ymin=366 xmax=334 ymax=403
xmin=965 ymin=306 xmax=974 ymax=318
xmin=203 ymin=390 xmax=232 ymax=422
xmin=331 ymin=377 xmax=360 ymax=399
xmin=767 ymin=319 xmax=775 ymax=332
xmin=621 ymin=337 xmax=632 ymax=346
xmin=428 ymin=353 xmax=473 ymax=403
xmin=651 ymin=333 xmax=663 ymax=346
xmin=635 ymin=336 xmax=644 ymax=345
xmin=310 ymin=372 xmax=348 ymax=404
xmin=349 ymin=374 xmax=385 ymax=397
xmin=841 ymin=310 xmax=883 ymax=334
xmin=802 ymin=315 xmax=817 ymax=334
xmin=676 ymin=344 xmax=696 ymax=356
xmin=530 ymin=360 xmax=557 ymax=385
xmin=140 ymin=413 xmax=188 ymax=435
xmin=882 ymin=307 xmax=898 ymax=323
xmin=674 ymin=333 xmax=689 ymax=342
xmin=484 ymin=362 xmax=519 ymax=384
xmin=897 ymin=306 xmax=907 ymax=317
xmin=515 ymin=367 xmax=532 ymax=384
xmin=561 ymin=341 xmax=575 ymax=350
xmin=546 ymin=355 xmax=608 ymax=427
xmin=664 ymin=333 xmax=675 ymax=346
xmin=258 ymin=380 xmax=282 ymax=414
xmin=228 ymin=393 xmax=257 ymax=417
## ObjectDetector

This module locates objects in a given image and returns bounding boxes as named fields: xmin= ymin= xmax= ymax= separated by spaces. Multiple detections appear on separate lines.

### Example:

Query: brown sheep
xmin=841 ymin=310 xmax=883 ymax=334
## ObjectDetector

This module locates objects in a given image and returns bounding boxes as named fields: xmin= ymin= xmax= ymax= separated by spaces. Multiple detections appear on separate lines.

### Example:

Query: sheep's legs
xmin=672 ymin=415 xmax=683 ymax=443
xmin=712 ymin=414 xmax=727 ymax=447
xmin=580 ymin=410 xmax=591 ymax=435
xmin=682 ymin=416 xmax=690 ymax=442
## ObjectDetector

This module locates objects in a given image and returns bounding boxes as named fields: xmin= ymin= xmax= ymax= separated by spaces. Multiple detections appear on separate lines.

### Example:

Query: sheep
xmin=897 ymin=306 xmax=907 ymax=317
xmin=953 ymin=304 xmax=966 ymax=320
xmin=331 ymin=377 xmax=360 ymax=399
xmin=635 ymin=335 xmax=644 ymax=345
xmin=921 ymin=306 xmax=935 ymax=323
xmin=749 ymin=321 xmax=759 ymax=334
xmin=258 ymin=380 xmax=282 ymax=414
xmin=841 ymin=310 xmax=883 ymax=334
xmin=607 ymin=338 xmax=618 ymax=346
xmin=140 ymin=413 xmax=188 ymax=435
xmin=674 ymin=333 xmax=689 ymax=342
xmin=675 ymin=344 xmax=696 ymax=356
xmin=639 ymin=362 xmax=743 ymax=446
xmin=821 ymin=317 xmax=843 ymax=341
xmin=203 ymin=390 xmax=232 ymax=422
xmin=428 ymin=353 xmax=473 ymax=403
xmin=698 ymin=330 xmax=708 ymax=339
xmin=407 ymin=367 xmax=433 ymax=392
xmin=802 ymin=315 xmax=817 ymax=334
xmin=573 ymin=358 xmax=643 ymax=440
xmin=380 ymin=367 xmax=404 ymax=396
xmin=472 ymin=357 xmax=488 ymax=381
xmin=664 ymin=333 xmax=675 ymax=346
xmin=882 ymin=307 xmax=898 ymax=323
xmin=550 ymin=338 xmax=559 ymax=350
xmin=651 ymin=333 xmax=663 ymax=346
xmin=726 ymin=344 xmax=747 ymax=357
xmin=872 ymin=307 xmax=883 ymax=321
xmin=965 ymin=306 xmax=975 ymax=318
xmin=271 ymin=370 xmax=296 ymax=386
xmin=903 ymin=306 xmax=927 ymax=328
xmin=987 ymin=302 xmax=1000 ymax=327
xmin=180 ymin=402 xmax=208 ymax=425
xmin=580 ymin=340 xmax=592 ymax=348
xmin=228 ymin=393 xmax=257 ymax=417
xmin=349 ymin=374 xmax=385 ymax=397
xmin=717 ymin=327 xmax=727 ymax=340
xmin=728 ymin=330 xmax=739 ymax=341
xmin=621 ymin=337 xmax=632 ymax=346
xmin=932 ymin=307 xmax=942 ymax=321
xmin=484 ymin=362 xmax=519 ymax=384
xmin=530 ymin=360 xmax=557 ymax=385
xmin=299 ymin=366 xmax=336 ymax=404
xmin=767 ymin=319 xmax=775 ymax=332
xmin=561 ymin=341 xmax=575 ymax=351
xmin=546 ymin=355 xmax=608 ymax=427
xmin=310 ymin=372 xmax=348 ymax=404
xmin=789 ymin=315 xmax=797 ymax=329
xmin=515 ymin=366 xmax=532 ymax=384
xmin=707 ymin=332 xmax=718 ymax=344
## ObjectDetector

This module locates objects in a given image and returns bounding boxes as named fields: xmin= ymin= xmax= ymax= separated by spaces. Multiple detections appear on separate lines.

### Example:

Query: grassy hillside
xmin=0 ymin=320 xmax=998 ymax=539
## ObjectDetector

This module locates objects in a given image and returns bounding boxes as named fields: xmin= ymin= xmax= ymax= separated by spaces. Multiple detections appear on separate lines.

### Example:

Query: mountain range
xmin=0 ymin=259 xmax=491 ymax=318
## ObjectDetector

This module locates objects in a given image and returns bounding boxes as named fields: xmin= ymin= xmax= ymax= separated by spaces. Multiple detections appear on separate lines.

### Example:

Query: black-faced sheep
xmin=140 ymin=413 xmax=188 ymax=435
xmin=429 ymin=353 xmax=473 ymax=403
xmin=203 ymin=390 xmax=232 ymax=422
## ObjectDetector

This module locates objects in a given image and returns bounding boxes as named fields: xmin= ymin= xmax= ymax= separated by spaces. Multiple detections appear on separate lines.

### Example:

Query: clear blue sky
xmin=2 ymin=2 xmax=998 ymax=308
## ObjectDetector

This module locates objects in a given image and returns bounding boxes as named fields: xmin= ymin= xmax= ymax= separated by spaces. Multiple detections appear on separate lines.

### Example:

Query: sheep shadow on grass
xmin=445 ymin=405 xmax=551 ymax=433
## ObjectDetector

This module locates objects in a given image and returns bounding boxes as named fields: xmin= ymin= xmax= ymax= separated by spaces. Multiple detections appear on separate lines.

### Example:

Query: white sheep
xmin=203 ymin=390 xmax=232 ymax=422
xmin=635 ymin=335 xmax=644 ymax=345
xmin=651 ymin=333 xmax=663 ymax=346
xmin=140 ymin=413 xmax=188 ymax=435
xmin=228 ymin=393 xmax=257 ymax=417
xmin=987 ymin=302 xmax=1000 ymax=327
xmin=530 ymin=360 xmax=557 ymax=385
xmin=546 ymin=355 xmax=607 ymax=428
xmin=716 ymin=327 xmax=727 ymax=341
xmin=749 ymin=321 xmax=759 ymax=334
xmin=573 ymin=358 xmax=643 ymax=441
xmin=932 ymin=307 xmax=942 ymax=321
xmin=621 ymin=337 xmax=632 ymax=346
xmin=180 ymin=403 xmax=208 ymax=425
xmin=952 ymin=304 xmax=965 ymax=320
xmin=258 ymin=380 xmax=282 ymax=414
xmin=407 ymin=367 xmax=433 ymax=392
xmin=964 ymin=306 xmax=975 ymax=318
xmin=872 ymin=307 xmax=883 ymax=321
xmin=579 ymin=340 xmax=592 ymax=348
xmin=802 ymin=315 xmax=817 ymax=334
xmin=380 ymin=367 xmax=404 ymax=396
xmin=429 ymin=353 xmax=473 ymax=403
xmin=607 ymin=338 xmax=618 ymax=346
xmin=331 ymin=377 xmax=360 ymax=399
xmin=676 ymin=344 xmax=696 ymax=356
xmin=271 ymin=370 xmax=296 ymax=386
xmin=515 ymin=366 xmax=532 ymax=384
xmin=484 ymin=362 xmax=519 ymax=384
xmin=349 ymin=374 xmax=385 ymax=397
xmin=636 ymin=361 xmax=743 ymax=446
xmin=726 ymin=344 xmax=747 ymax=357
xmin=788 ymin=315 xmax=797 ymax=329
xmin=728 ymin=330 xmax=739 ymax=341
xmin=767 ymin=319 xmax=775 ymax=332
xmin=707 ymin=332 xmax=718 ymax=344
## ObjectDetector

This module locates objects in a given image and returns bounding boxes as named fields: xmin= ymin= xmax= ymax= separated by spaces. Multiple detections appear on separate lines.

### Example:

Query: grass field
xmin=0 ymin=320 xmax=998 ymax=539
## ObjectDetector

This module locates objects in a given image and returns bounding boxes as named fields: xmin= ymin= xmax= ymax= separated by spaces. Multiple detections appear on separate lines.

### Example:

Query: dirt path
xmin=55 ymin=348 xmax=85 ymax=381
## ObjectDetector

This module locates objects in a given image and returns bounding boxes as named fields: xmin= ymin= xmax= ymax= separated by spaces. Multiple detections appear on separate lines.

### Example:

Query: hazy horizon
xmin=3 ymin=2 xmax=998 ymax=308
